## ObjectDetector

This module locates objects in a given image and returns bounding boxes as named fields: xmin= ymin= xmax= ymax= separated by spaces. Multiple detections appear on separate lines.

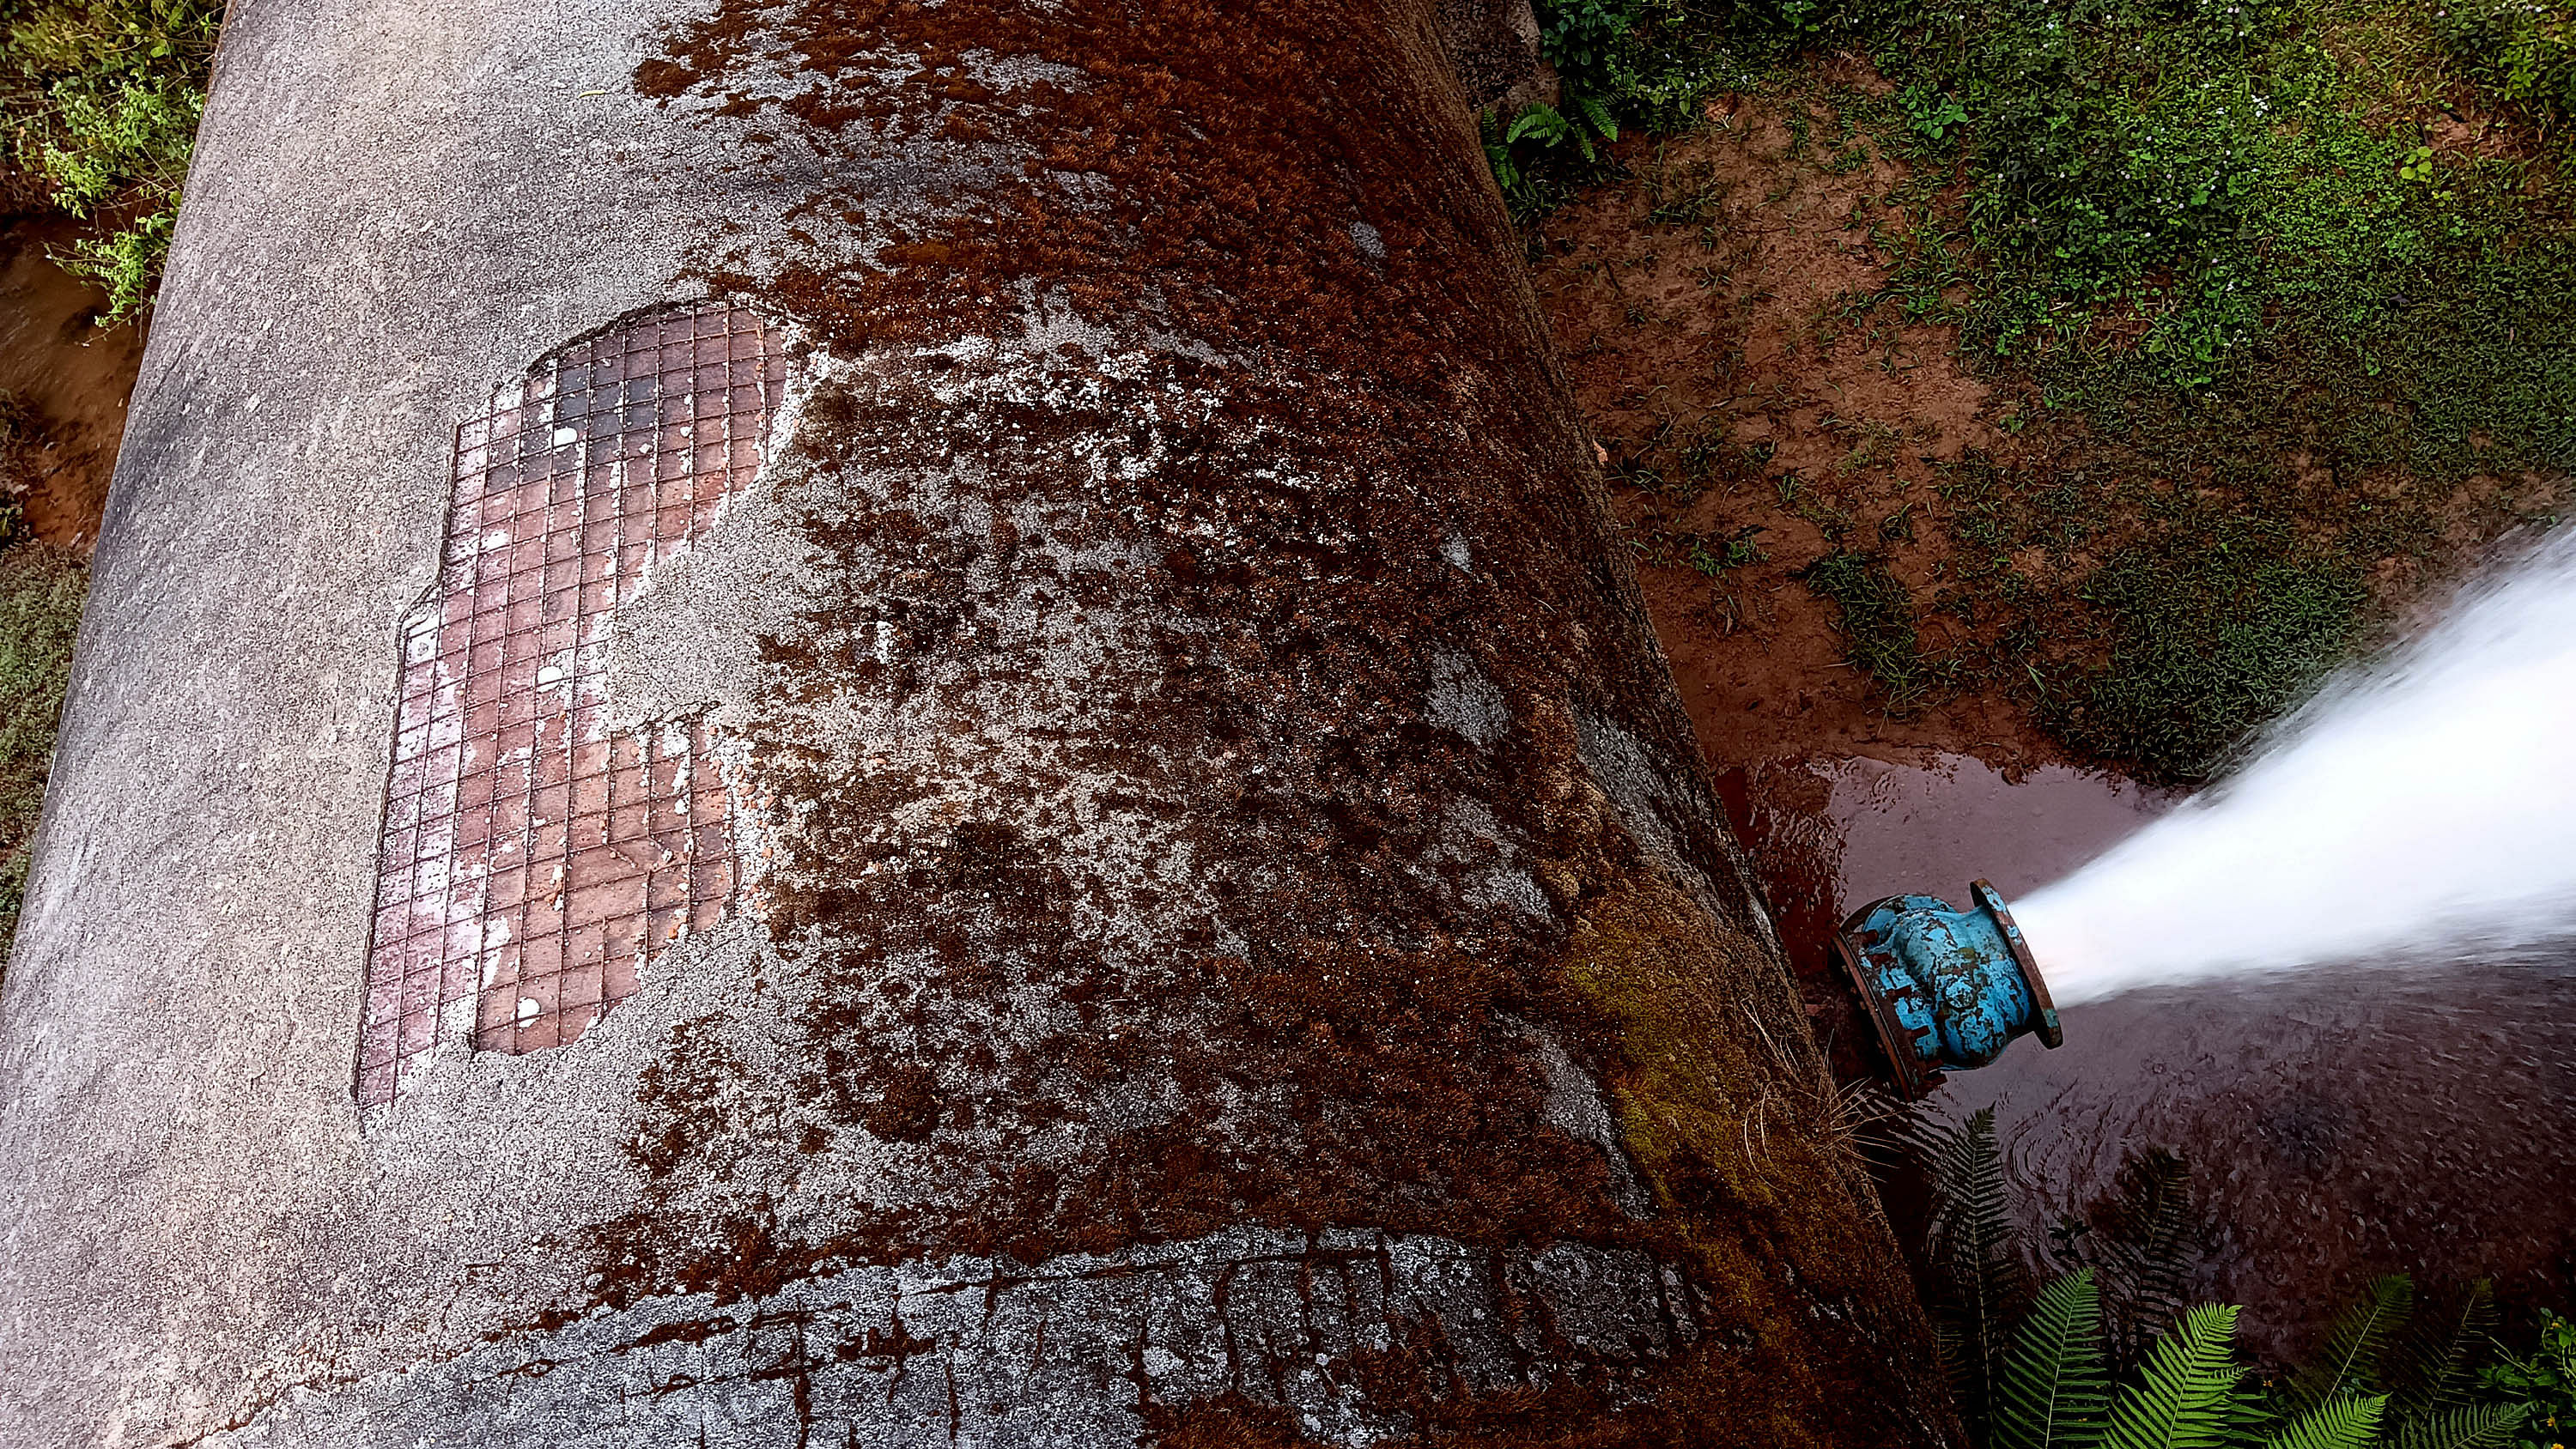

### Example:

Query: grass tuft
xmin=1799 ymin=549 xmax=1949 ymax=712
xmin=0 ymin=537 xmax=84 ymax=961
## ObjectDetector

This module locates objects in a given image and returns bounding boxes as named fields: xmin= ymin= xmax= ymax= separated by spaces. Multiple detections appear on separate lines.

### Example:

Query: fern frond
xmin=2395 ymin=1281 xmax=2499 ymax=1414
xmin=1931 ymin=1108 xmax=2027 ymax=1301
xmin=1573 ymin=91 xmax=1617 ymax=142
xmin=2105 ymin=1303 xmax=2245 ymax=1449
xmin=1996 ymin=1270 xmax=2111 ymax=1449
xmin=2391 ymin=1402 xmax=2527 ymax=1449
xmin=1929 ymin=1106 xmax=2032 ymax=1440
xmin=1934 ymin=1315 xmax=1976 ymax=1401
xmin=2097 ymin=1148 xmax=2198 ymax=1374
xmin=2265 ymin=1394 xmax=2388 ymax=1449
xmin=2289 ymin=1276 xmax=2414 ymax=1413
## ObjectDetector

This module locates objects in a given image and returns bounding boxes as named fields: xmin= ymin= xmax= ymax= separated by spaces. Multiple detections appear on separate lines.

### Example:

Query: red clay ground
xmin=1528 ymin=82 xmax=2069 ymax=778
xmin=1529 ymin=77 xmax=2572 ymax=789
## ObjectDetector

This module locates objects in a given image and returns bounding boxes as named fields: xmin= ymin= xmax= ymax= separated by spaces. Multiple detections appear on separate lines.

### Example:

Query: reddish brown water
xmin=0 ymin=218 xmax=143 ymax=551
xmin=1722 ymin=753 xmax=2576 ymax=1361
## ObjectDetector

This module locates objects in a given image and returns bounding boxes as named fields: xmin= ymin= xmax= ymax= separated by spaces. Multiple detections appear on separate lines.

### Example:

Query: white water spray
xmin=2014 ymin=530 xmax=2576 ymax=1004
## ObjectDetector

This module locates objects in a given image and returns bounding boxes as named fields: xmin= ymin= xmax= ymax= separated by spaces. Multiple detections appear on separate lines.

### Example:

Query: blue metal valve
xmin=1830 ymin=880 xmax=2063 ymax=1100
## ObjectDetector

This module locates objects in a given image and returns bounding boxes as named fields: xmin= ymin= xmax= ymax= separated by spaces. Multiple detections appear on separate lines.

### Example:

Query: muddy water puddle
xmin=1722 ymin=754 xmax=2576 ymax=1360
xmin=0 ymin=218 xmax=143 ymax=550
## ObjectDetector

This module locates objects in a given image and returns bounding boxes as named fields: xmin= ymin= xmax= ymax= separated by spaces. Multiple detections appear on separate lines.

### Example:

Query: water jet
xmin=1832 ymin=880 xmax=2063 ymax=1099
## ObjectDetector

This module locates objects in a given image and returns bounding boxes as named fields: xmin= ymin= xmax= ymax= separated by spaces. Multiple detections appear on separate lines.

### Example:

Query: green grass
xmin=1848 ymin=0 xmax=2576 ymax=431
xmin=1853 ymin=0 xmax=2576 ymax=778
xmin=1528 ymin=0 xmax=2576 ymax=781
xmin=0 ymin=535 xmax=84 ymax=957
xmin=2057 ymin=529 xmax=2367 ymax=775
xmin=0 ymin=0 xmax=221 ymax=318
xmin=2438 ymin=0 xmax=2576 ymax=140
xmin=1799 ymin=549 xmax=1951 ymax=712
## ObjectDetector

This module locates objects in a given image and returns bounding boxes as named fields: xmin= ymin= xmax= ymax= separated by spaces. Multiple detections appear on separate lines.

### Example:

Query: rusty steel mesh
xmin=360 ymin=301 xmax=786 ymax=1106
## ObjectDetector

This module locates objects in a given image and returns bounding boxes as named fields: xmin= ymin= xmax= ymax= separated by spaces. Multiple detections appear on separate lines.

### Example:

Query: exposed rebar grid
xmin=359 ymin=302 xmax=785 ymax=1106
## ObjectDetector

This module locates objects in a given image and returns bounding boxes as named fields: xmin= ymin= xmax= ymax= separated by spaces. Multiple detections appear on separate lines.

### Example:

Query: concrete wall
xmin=0 ymin=0 xmax=1953 ymax=1443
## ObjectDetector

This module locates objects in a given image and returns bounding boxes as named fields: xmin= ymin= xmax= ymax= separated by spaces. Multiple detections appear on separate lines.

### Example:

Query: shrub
xmin=0 ymin=0 xmax=222 ymax=318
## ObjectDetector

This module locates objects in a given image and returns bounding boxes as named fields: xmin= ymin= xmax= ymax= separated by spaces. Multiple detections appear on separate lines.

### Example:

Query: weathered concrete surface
xmin=0 ymin=0 xmax=1954 ymax=1444
xmin=204 ymin=1228 xmax=1710 ymax=1446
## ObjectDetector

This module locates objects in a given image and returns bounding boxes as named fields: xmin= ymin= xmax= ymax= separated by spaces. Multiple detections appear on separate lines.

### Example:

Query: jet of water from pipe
xmin=2014 ymin=528 xmax=2576 ymax=1004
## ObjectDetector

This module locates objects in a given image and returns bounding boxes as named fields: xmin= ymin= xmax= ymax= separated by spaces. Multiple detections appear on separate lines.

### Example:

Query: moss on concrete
xmin=1546 ymin=869 xmax=1944 ymax=1446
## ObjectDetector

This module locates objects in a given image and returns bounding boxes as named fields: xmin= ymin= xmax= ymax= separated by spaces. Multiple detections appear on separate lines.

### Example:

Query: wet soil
xmin=1528 ymin=81 xmax=2063 ymax=776
xmin=0 ymin=215 xmax=142 ymax=551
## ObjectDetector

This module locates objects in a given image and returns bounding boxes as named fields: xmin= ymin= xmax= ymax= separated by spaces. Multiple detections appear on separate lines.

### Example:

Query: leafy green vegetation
xmin=0 ymin=0 xmax=221 ymax=318
xmin=1489 ymin=0 xmax=1758 ymax=217
xmin=1527 ymin=0 xmax=2576 ymax=780
xmin=1911 ymin=1108 xmax=2548 ymax=1449
xmin=1484 ymin=99 xmax=1621 ymax=218
xmin=2439 ymin=0 xmax=2576 ymax=137
xmin=2482 ymin=1311 xmax=2576 ymax=1449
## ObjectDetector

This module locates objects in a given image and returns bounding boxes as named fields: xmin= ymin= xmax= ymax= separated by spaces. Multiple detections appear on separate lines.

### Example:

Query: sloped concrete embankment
xmin=0 ymin=0 xmax=1952 ymax=1444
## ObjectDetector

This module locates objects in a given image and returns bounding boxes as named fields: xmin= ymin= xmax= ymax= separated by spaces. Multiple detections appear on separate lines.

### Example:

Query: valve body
xmin=1830 ymin=879 xmax=2063 ymax=1100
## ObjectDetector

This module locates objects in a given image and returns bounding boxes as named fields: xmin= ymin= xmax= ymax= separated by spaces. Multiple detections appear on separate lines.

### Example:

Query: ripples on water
xmin=1719 ymin=752 xmax=2576 ymax=1361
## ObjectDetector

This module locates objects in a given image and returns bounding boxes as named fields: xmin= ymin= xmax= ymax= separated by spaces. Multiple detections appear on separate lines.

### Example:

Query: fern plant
xmin=2267 ymin=1394 xmax=2392 ymax=1449
xmin=1994 ymin=1269 xmax=2110 ymax=1449
xmin=2045 ymin=1145 xmax=2202 ymax=1379
xmin=2289 ymin=1277 xmax=2417 ymax=1416
xmin=2101 ymin=1301 xmax=2251 ymax=1449
xmin=2391 ymin=1404 xmax=2532 ymax=1449
xmin=1482 ymin=96 xmax=1621 ymax=215
xmin=2400 ymin=1282 xmax=2500 ymax=1416
xmin=1917 ymin=1107 xmax=2539 ymax=1449
xmin=1928 ymin=1107 xmax=2037 ymax=1441
xmin=1989 ymin=1282 xmax=2476 ymax=1449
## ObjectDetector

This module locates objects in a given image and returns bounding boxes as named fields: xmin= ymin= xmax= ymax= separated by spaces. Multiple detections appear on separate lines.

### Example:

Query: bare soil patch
xmin=1530 ymin=92 xmax=2063 ymax=776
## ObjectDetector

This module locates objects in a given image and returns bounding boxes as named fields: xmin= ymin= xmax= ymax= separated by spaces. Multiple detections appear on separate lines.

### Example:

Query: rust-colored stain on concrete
xmin=360 ymin=302 xmax=786 ymax=1106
